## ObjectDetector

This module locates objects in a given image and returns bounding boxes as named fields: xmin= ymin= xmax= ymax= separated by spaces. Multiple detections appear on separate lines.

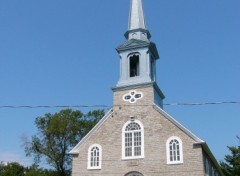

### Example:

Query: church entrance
xmin=125 ymin=172 xmax=144 ymax=176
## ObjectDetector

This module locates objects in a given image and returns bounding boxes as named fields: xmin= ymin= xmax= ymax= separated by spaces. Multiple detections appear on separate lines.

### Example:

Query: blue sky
xmin=0 ymin=0 xmax=240 ymax=166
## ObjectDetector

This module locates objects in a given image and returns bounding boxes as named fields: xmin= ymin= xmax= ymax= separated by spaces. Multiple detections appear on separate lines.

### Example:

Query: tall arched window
xmin=166 ymin=136 xmax=183 ymax=164
xmin=122 ymin=120 xmax=144 ymax=159
xmin=129 ymin=55 xmax=140 ymax=77
xmin=88 ymin=144 xmax=102 ymax=170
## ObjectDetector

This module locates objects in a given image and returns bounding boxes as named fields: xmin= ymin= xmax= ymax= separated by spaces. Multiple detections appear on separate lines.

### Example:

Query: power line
xmin=0 ymin=101 xmax=239 ymax=109
xmin=164 ymin=101 xmax=240 ymax=106
xmin=0 ymin=105 xmax=109 ymax=109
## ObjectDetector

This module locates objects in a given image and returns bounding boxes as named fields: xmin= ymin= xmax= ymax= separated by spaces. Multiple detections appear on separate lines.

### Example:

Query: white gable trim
xmin=154 ymin=104 xmax=223 ymax=175
xmin=69 ymin=108 xmax=113 ymax=154
xmin=153 ymin=104 xmax=204 ymax=143
xmin=70 ymin=104 xmax=204 ymax=154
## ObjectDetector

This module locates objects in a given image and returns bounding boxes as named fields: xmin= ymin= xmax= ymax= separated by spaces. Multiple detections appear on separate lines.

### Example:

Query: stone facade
xmin=71 ymin=85 xmax=222 ymax=176
xmin=70 ymin=0 xmax=223 ymax=175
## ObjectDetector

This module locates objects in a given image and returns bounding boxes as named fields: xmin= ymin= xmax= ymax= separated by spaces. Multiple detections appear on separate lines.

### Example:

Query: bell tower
xmin=112 ymin=0 xmax=165 ymax=108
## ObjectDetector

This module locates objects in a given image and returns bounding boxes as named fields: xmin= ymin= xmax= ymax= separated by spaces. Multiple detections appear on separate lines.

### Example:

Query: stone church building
xmin=70 ymin=0 xmax=223 ymax=175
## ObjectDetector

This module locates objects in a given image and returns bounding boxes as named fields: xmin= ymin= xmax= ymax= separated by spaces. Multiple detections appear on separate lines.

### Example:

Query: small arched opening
xmin=125 ymin=171 xmax=144 ymax=176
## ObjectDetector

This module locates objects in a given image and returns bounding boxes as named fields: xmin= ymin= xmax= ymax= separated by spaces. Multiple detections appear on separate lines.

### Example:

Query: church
xmin=70 ymin=0 xmax=223 ymax=175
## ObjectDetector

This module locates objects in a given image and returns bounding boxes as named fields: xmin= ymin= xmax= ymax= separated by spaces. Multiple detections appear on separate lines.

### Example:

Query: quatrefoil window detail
xmin=123 ymin=90 xmax=143 ymax=103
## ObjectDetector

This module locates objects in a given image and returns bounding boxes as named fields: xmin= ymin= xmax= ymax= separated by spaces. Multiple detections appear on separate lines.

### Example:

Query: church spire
xmin=114 ymin=0 xmax=165 ymax=108
xmin=125 ymin=0 xmax=151 ymax=40
xmin=128 ymin=0 xmax=146 ymax=30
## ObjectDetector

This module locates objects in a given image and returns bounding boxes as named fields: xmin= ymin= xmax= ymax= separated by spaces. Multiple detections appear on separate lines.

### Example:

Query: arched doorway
xmin=125 ymin=172 xmax=144 ymax=176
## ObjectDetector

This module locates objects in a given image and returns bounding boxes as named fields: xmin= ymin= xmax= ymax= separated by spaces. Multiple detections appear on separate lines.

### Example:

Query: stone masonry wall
xmin=72 ymin=86 xmax=205 ymax=176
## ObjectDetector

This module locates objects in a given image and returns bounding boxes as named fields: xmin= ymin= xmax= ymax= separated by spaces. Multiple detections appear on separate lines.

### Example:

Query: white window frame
xmin=122 ymin=120 xmax=144 ymax=160
xmin=166 ymin=136 xmax=183 ymax=164
xmin=122 ymin=90 xmax=143 ymax=104
xmin=87 ymin=144 xmax=102 ymax=170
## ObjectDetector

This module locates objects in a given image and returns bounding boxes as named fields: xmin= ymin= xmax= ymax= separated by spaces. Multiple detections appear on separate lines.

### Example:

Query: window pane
xmin=124 ymin=121 xmax=143 ymax=158
xmin=134 ymin=132 xmax=141 ymax=156
xmin=90 ymin=146 xmax=100 ymax=167
xmin=125 ymin=122 xmax=141 ymax=131
xmin=169 ymin=139 xmax=181 ymax=162
xmin=125 ymin=132 xmax=132 ymax=157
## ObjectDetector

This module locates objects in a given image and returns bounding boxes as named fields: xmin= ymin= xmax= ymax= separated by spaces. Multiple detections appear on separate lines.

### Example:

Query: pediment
xmin=69 ymin=104 xmax=204 ymax=155
xmin=116 ymin=39 xmax=150 ymax=51
xmin=116 ymin=39 xmax=159 ymax=59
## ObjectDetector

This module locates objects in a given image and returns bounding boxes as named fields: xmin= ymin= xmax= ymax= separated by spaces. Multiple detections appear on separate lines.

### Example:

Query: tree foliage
xmin=0 ymin=162 xmax=56 ymax=176
xmin=0 ymin=162 xmax=24 ymax=176
xmin=24 ymin=164 xmax=57 ymax=176
xmin=220 ymin=137 xmax=240 ymax=176
xmin=25 ymin=109 xmax=104 ymax=176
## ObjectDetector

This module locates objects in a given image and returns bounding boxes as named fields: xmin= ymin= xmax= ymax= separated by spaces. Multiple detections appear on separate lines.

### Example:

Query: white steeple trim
xmin=128 ymin=0 xmax=146 ymax=30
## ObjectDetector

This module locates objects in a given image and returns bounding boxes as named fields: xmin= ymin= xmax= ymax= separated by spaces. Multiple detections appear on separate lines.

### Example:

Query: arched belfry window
xmin=122 ymin=120 xmax=144 ymax=159
xmin=129 ymin=54 xmax=140 ymax=77
xmin=166 ymin=136 xmax=183 ymax=164
xmin=88 ymin=144 xmax=102 ymax=170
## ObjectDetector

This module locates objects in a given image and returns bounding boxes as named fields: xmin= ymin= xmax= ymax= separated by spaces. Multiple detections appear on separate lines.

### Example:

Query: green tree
xmin=24 ymin=164 xmax=56 ymax=176
xmin=0 ymin=162 xmax=56 ymax=176
xmin=25 ymin=109 xmax=104 ymax=176
xmin=220 ymin=138 xmax=240 ymax=176
xmin=0 ymin=162 xmax=24 ymax=176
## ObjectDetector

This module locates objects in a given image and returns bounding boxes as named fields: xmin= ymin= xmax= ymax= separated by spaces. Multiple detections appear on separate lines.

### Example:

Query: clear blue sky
xmin=0 ymin=0 xmax=239 ymax=166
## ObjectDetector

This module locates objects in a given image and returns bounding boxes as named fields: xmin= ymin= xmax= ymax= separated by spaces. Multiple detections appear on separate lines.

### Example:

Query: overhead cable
xmin=0 ymin=101 xmax=239 ymax=109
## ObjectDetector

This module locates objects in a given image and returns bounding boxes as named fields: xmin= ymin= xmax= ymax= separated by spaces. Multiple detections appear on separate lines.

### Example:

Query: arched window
xmin=125 ymin=171 xmax=144 ymax=176
xmin=129 ymin=54 xmax=140 ymax=77
xmin=166 ymin=136 xmax=183 ymax=164
xmin=88 ymin=144 xmax=102 ymax=170
xmin=122 ymin=120 xmax=144 ymax=159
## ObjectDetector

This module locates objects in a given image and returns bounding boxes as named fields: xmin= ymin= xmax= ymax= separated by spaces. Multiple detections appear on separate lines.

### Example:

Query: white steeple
xmin=114 ymin=0 xmax=165 ymax=108
xmin=116 ymin=0 xmax=160 ymax=88
xmin=125 ymin=0 xmax=151 ymax=41
xmin=128 ymin=0 xmax=146 ymax=30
